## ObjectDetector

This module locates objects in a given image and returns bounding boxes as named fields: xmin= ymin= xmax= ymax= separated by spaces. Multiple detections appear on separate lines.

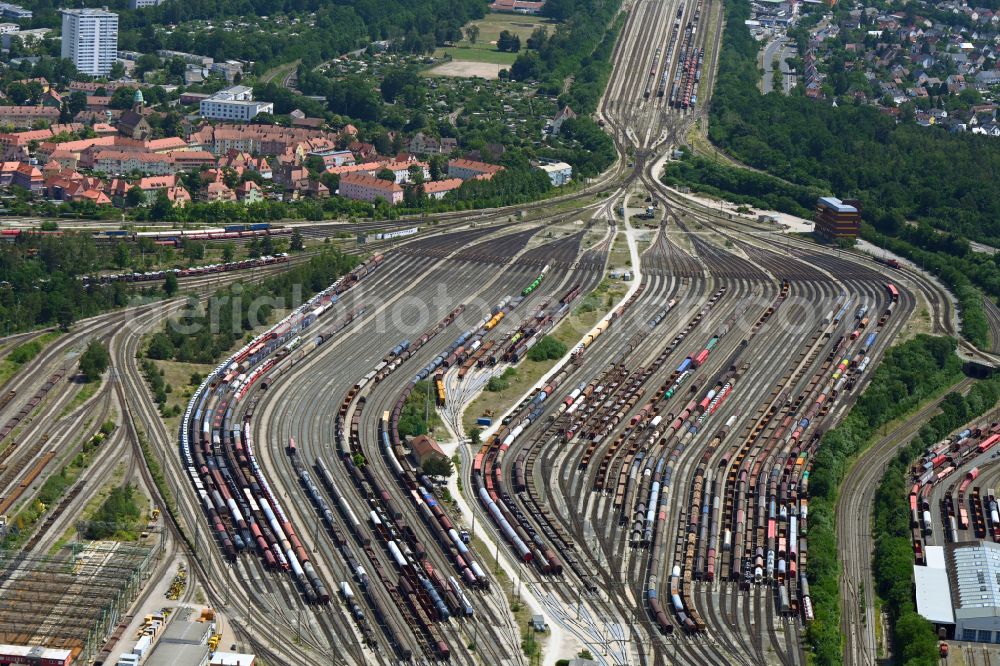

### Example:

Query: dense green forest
xmin=662 ymin=155 xmax=821 ymax=218
xmin=23 ymin=0 xmax=483 ymax=69
xmin=145 ymin=247 xmax=358 ymax=363
xmin=805 ymin=335 xmax=963 ymax=664
xmin=664 ymin=0 xmax=1000 ymax=349
xmin=872 ymin=378 xmax=1000 ymax=666
xmin=510 ymin=6 xmax=625 ymax=114
xmin=0 ymin=233 xmax=155 ymax=334
xmin=705 ymin=0 xmax=1000 ymax=246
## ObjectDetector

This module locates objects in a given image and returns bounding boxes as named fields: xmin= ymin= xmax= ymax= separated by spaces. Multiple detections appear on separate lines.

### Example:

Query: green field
xmin=433 ymin=47 xmax=519 ymax=66
xmin=432 ymin=13 xmax=555 ymax=68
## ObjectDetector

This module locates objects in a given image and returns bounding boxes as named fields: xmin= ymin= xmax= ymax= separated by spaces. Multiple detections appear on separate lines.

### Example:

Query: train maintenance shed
xmin=949 ymin=541 xmax=1000 ymax=642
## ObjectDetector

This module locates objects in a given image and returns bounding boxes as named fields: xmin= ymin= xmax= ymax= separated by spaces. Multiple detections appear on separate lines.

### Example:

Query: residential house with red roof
xmin=12 ymin=163 xmax=42 ymax=192
xmin=205 ymin=181 xmax=236 ymax=203
xmin=422 ymin=178 xmax=464 ymax=199
xmin=447 ymin=158 xmax=503 ymax=181
xmin=236 ymin=181 xmax=263 ymax=204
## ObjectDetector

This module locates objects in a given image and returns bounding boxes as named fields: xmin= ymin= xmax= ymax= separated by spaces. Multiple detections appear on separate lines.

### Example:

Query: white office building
xmin=537 ymin=161 xmax=573 ymax=187
xmin=199 ymin=86 xmax=273 ymax=122
xmin=60 ymin=8 xmax=118 ymax=76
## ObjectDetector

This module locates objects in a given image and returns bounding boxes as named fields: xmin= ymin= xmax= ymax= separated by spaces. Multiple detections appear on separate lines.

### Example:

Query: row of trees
xmin=804 ymin=335 xmax=963 ymax=664
xmin=663 ymin=153 xmax=821 ymax=219
xmin=864 ymin=221 xmax=992 ymax=348
xmin=873 ymin=378 xmax=1000 ymax=666
xmin=670 ymin=0 xmax=1000 ymax=349
xmin=134 ymin=193 xmax=382 ymax=225
xmin=146 ymin=247 xmax=358 ymax=364
xmin=508 ymin=0 xmax=624 ymax=114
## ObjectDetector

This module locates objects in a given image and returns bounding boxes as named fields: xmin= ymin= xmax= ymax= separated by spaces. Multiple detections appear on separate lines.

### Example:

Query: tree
xmin=146 ymin=331 xmax=175 ymax=360
xmin=304 ymin=155 xmax=326 ymax=176
xmin=163 ymin=272 xmax=178 ymax=296
xmin=373 ymin=133 xmax=392 ymax=155
xmin=486 ymin=376 xmax=509 ymax=392
xmin=125 ymin=186 xmax=146 ymax=208
xmin=150 ymin=189 xmax=173 ymax=220
xmin=114 ymin=241 xmax=129 ymax=268
xmin=408 ymin=164 xmax=425 ymax=185
xmin=6 ymin=82 xmax=29 ymax=105
xmin=63 ymin=90 xmax=88 ymax=122
xmin=497 ymin=31 xmax=521 ymax=53
xmin=260 ymin=234 xmax=275 ymax=256
xmin=510 ymin=52 xmax=542 ymax=80
xmin=135 ymin=53 xmax=161 ymax=78
xmin=221 ymin=243 xmax=235 ymax=262
xmin=290 ymin=228 xmax=304 ymax=251
xmin=56 ymin=301 xmax=74 ymax=332
xmin=404 ymin=184 xmax=425 ymax=208
xmin=422 ymin=456 xmax=453 ymax=477
xmin=110 ymin=86 xmax=139 ymax=110
xmin=376 ymin=168 xmax=396 ymax=182
xmin=79 ymin=339 xmax=110 ymax=382
xmin=466 ymin=25 xmax=480 ymax=44
xmin=469 ymin=427 xmax=482 ymax=446
xmin=182 ymin=239 xmax=205 ymax=261
xmin=320 ymin=171 xmax=340 ymax=192
xmin=527 ymin=335 xmax=566 ymax=361
xmin=108 ymin=61 xmax=126 ymax=80
xmin=527 ymin=26 xmax=548 ymax=49
xmin=381 ymin=67 xmax=420 ymax=104
xmin=429 ymin=155 xmax=447 ymax=180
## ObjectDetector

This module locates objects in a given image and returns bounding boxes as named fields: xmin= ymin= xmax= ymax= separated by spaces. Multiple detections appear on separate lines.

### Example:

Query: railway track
xmin=0 ymin=0 xmax=976 ymax=657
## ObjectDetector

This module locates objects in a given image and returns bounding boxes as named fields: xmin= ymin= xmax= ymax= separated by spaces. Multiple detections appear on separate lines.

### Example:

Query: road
xmin=761 ymin=38 xmax=785 ymax=94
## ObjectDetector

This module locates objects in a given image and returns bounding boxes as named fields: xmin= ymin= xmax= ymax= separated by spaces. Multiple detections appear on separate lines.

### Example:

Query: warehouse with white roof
xmin=915 ymin=541 xmax=1000 ymax=643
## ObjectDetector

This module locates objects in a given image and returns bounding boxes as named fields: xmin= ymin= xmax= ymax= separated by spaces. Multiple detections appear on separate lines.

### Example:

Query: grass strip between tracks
xmin=806 ymin=334 xmax=963 ymax=665
xmin=1 ymin=421 xmax=115 ymax=551
xmin=137 ymin=430 xmax=180 ymax=539
xmin=462 ymin=278 xmax=626 ymax=433
xmin=0 ymin=331 xmax=61 ymax=389
xmin=871 ymin=375 xmax=1000 ymax=664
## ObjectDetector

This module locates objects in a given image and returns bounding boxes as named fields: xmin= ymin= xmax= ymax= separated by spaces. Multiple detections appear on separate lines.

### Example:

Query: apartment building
xmin=338 ymin=172 xmax=403 ymax=205
xmin=199 ymin=86 xmax=273 ymax=122
xmin=60 ymin=8 xmax=118 ymax=76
